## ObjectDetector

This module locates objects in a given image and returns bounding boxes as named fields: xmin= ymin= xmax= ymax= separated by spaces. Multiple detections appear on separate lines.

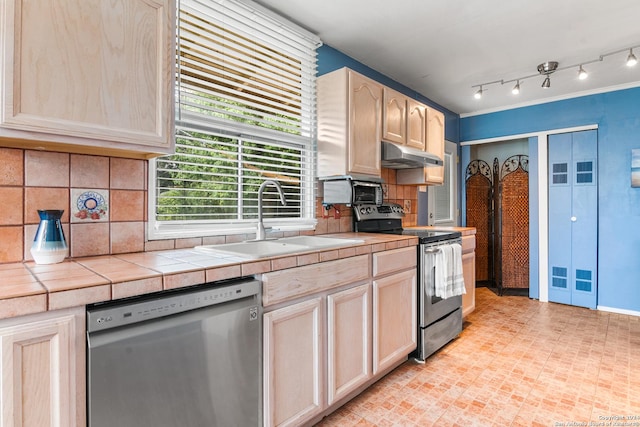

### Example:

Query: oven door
xmin=419 ymin=244 xmax=462 ymax=327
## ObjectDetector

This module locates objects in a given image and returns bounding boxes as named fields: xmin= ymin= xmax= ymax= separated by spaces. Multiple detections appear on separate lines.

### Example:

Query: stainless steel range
xmin=354 ymin=203 xmax=463 ymax=361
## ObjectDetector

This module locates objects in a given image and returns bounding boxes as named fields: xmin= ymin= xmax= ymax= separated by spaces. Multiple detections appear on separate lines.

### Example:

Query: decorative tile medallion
xmin=71 ymin=189 xmax=109 ymax=222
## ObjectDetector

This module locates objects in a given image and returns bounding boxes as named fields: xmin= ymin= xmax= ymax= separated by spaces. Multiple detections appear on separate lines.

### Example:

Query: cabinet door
xmin=264 ymin=298 xmax=323 ymax=427
xmin=0 ymin=0 xmax=175 ymax=156
xmin=461 ymin=251 xmax=476 ymax=317
xmin=348 ymin=71 xmax=382 ymax=177
xmin=407 ymin=100 xmax=427 ymax=150
xmin=548 ymin=130 xmax=598 ymax=309
xmin=425 ymin=107 xmax=445 ymax=184
xmin=382 ymin=88 xmax=407 ymax=145
xmin=327 ymin=284 xmax=371 ymax=405
xmin=0 ymin=307 xmax=85 ymax=427
xmin=372 ymin=269 xmax=417 ymax=374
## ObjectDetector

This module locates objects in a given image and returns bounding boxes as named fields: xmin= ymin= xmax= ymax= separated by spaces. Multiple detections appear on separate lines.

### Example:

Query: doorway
xmin=464 ymin=140 xmax=530 ymax=294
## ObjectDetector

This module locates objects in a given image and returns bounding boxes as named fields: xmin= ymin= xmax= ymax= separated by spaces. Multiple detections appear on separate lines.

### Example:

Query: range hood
xmin=381 ymin=141 xmax=443 ymax=169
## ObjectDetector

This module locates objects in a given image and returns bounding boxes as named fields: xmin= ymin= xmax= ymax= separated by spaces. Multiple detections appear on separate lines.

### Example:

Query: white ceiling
xmin=253 ymin=0 xmax=640 ymax=116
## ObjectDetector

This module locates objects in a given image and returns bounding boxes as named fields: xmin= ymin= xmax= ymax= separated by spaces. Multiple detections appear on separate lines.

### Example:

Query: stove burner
xmin=353 ymin=203 xmax=461 ymax=243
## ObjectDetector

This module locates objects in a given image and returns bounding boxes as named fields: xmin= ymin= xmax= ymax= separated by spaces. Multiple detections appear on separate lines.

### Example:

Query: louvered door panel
xmin=548 ymin=130 xmax=597 ymax=309
xmin=569 ymin=131 xmax=597 ymax=308
xmin=548 ymin=133 xmax=573 ymax=305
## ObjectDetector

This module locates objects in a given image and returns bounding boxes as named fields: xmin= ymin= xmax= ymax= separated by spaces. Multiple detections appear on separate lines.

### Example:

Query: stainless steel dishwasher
xmin=86 ymin=277 xmax=261 ymax=427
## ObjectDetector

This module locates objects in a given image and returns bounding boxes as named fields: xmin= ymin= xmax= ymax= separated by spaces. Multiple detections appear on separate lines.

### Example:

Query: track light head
xmin=627 ymin=49 xmax=638 ymax=67
xmin=474 ymin=86 xmax=483 ymax=99
xmin=578 ymin=65 xmax=588 ymax=80
xmin=542 ymin=77 xmax=551 ymax=88
xmin=512 ymin=81 xmax=520 ymax=95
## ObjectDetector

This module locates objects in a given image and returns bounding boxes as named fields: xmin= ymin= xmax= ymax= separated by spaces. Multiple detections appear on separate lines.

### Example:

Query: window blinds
xmin=177 ymin=0 xmax=318 ymax=137
xmin=150 ymin=0 xmax=320 ymax=238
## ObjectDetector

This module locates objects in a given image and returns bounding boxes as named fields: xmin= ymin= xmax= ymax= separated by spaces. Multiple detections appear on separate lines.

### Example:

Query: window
xmin=149 ymin=0 xmax=321 ymax=239
xmin=434 ymin=150 xmax=454 ymax=223
xmin=432 ymin=140 xmax=458 ymax=226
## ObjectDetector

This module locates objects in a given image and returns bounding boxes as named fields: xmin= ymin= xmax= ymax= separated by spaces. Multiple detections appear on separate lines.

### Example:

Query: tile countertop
xmin=0 ymin=233 xmax=419 ymax=321
xmin=403 ymin=226 xmax=477 ymax=236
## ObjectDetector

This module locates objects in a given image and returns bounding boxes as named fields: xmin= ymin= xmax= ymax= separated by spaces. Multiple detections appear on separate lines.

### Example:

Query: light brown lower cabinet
xmin=461 ymin=234 xmax=477 ymax=317
xmin=372 ymin=269 xmax=417 ymax=374
xmin=327 ymin=283 xmax=371 ymax=405
xmin=0 ymin=306 xmax=85 ymax=427
xmin=262 ymin=247 xmax=417 ymax=427
xmin=263 ymin=298 xmax=323 ymax=427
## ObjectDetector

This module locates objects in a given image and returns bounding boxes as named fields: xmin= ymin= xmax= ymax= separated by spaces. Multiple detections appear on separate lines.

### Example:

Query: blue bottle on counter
xmin=31 ymin=210 xmax=68 ymax=264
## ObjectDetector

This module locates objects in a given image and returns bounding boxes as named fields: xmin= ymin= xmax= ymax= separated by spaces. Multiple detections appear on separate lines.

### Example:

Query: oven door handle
xmin=424 ymin=248 xmax=442 ymax=254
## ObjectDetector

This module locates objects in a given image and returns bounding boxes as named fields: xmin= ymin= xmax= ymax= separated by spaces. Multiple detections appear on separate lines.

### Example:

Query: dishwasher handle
xmin=87 ymin=278 xmax=260 ymax=333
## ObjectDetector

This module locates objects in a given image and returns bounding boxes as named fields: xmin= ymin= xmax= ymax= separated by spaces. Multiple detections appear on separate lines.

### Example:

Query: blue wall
xmin=317 ymin=45 xmax=460 ymax=142
xmin=461 ymin=87 xmax=640 ymax=313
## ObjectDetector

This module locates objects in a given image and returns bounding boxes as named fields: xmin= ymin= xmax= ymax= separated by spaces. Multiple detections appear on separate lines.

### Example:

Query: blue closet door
xmin=548 ymin=133 xmax=573 ymax=305
xmin=548 ymin=130 xmax=597 ymax=309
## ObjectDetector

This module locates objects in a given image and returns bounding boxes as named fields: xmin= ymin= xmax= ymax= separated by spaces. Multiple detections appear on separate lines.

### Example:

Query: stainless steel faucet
xmin=256 ymin=180 xmax=287 ymax=241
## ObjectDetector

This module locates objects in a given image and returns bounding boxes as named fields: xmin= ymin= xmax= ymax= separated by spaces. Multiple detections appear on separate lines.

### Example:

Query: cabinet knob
xmin=570 ymin=216 xmax=577 ymax=222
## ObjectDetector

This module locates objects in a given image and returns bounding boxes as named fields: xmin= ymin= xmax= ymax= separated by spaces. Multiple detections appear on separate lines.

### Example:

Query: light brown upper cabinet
xmin=397 ymin=106 xmax=445 ymax=185
xmin=383 ymin=92 xmax=428 ymax=152
xmin=317 ymin=68 xmax=383 ymax=178
xmin=425 ymin=107 xmax=446 ymax=184
xmin=406 ymin=100 xmax=427 ymax=151
xmin=382 ymin=88 xmax=407 ymax=145
xmin=0 ymin=0 xmax=175 ymax=159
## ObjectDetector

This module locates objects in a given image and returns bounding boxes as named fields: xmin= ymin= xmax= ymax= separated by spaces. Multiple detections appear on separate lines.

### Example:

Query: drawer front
xmin=262 ymin=255 xmax=369 ymax=306
xmin=461 ymin=235 xmax=476 ymax=253
xmin=372 ymin=247 xmax=416 ymax=278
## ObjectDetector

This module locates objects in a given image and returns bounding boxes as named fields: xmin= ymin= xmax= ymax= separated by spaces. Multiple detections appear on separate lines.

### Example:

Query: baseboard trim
xmin=597 ymin=305 xmax=640 ymax=317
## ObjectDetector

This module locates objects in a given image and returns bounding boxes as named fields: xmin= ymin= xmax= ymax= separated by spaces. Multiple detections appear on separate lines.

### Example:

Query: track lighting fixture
xmin=471 ymin=43 xmax=640 ymax=99
xmin=627 ymin=49 xmax=638 ymax=67
xmin=541 ymin=77 xmax=551 ymax=88
xmin=538 ymin=61 xmax=558 ymax=89
xmin=578 ymin=65 xmax=588 ymax=80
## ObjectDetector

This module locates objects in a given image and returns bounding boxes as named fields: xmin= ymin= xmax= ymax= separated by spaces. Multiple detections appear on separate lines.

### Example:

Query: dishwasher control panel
xmin=87 ymin=278 xmax=260 ymax=333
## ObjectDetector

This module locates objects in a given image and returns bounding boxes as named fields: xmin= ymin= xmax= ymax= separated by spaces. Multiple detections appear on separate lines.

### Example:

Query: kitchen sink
xmin=276 ymin=235 xmax=363 ymax=248
xmin=195 ymin=240 xmax=310 ymax=259
xmin=195 ymin=236 xmax=364 ymax=259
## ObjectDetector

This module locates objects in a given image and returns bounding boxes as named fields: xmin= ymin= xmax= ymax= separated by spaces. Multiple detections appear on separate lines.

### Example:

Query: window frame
xmin=148 ymin=0 xmax=320 ymax=240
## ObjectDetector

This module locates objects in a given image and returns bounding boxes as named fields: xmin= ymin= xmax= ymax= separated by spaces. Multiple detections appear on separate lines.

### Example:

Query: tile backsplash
xmin=0 ymin=147 xmax=418 ymax=264
xmin=0 ymin=148 xmax=148 ymax=263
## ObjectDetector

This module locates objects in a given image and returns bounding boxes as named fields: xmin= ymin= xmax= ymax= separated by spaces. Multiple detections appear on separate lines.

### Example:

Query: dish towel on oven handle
xmin=433 ymin=243 xmax=466 ymax=299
